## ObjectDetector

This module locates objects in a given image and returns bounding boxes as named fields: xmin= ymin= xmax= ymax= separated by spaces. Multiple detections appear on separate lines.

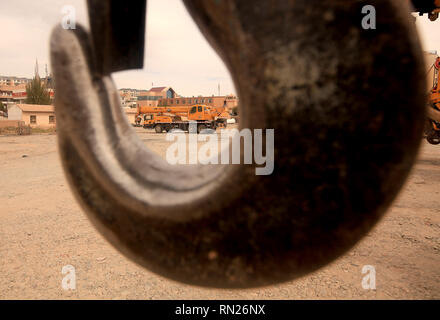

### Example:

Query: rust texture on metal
xmin=50 ymin=0 xmax=426 ymax=288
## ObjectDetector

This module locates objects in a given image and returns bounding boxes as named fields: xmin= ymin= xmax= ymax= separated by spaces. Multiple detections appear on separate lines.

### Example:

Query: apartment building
xmin=0 ymin=84 xmax=27 ymax=108
xmin=0 ymin=76 xmax=31 ymax=86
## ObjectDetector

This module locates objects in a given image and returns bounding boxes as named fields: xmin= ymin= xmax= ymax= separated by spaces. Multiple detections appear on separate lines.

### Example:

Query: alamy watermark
xmin=60 ymin=4 xmax=376 ymax=31
xmin=61 ymin=264 xmax=76 ymax=290
xmin=362 ymin=5 xmax=376 ymax=30
xmin=361 ymin=265 xmax=376 ymax=290
xmin=61 ymin=5 xmax=76 ymax=30
xmin=165 ymin=123 xmax=274 ymax=176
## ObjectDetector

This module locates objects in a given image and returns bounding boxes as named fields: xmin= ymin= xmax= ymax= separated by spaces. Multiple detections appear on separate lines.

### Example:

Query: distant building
xmin=137 ymin=87 xmax=177 ymax=107
xmin=0 ymin=86 xmax=14 ymax=107
xmin=7 ymin=104 xmax=55 ymax=128
xmin=0 ymin=84 xmax=54 ymax=109
xmin=123 ymin=107 xmax=137 ymax=124
xmin=119 ymin=88 xmax=138 ymax=108
xmin=0 ymin=84 xmax=27 ymax=108
xmin=1 ymin=64 xmax=54 ymax=108
xmin=0 ymin=61 xmax=55 ymax=108
xmin=119 ymin=87 xmax=178 ymax=108
xmin=0 ymin=76 xmax=31 ymax=86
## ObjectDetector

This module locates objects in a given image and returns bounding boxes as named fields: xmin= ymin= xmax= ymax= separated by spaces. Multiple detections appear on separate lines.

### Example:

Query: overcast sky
xmin=0 ymin=1 xmax=439 ymax=97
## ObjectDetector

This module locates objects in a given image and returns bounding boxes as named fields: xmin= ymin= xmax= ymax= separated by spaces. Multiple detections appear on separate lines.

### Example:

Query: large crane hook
xmin=50 ymin=0 xmax=426 ymax=288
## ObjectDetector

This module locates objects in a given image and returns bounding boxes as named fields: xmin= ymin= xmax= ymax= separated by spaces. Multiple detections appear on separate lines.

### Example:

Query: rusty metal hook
xmin=51 ymin=0 xmax=426 ymax=288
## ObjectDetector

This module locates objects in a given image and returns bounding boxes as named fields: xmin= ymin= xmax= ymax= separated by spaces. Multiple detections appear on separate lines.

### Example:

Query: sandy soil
xmin=0 ymin=128 xmax=439 ymax=299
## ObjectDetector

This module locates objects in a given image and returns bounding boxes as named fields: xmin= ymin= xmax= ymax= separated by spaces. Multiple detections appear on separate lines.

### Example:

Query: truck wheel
xmin=427 ymin=132 xmax=440 ymax=145
xmin=197 ymin=124 xmax=207 ymax=134
xmin=155 ymin=124 xmax=163 ymax=133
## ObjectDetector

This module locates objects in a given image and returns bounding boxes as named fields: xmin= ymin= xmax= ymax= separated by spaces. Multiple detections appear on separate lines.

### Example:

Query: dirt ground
xmin=0 ymin=127 xmax=439 ymax=299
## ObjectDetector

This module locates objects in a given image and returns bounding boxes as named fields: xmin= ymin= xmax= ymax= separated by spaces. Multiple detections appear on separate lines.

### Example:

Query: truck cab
xmin=188 ymin=105 xmax=215 ymax=121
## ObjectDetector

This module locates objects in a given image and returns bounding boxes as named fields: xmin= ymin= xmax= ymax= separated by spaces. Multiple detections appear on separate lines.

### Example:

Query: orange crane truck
xmin=140 ymin=104 xmax=223 ymax=133
xmin=426 ymin=57 xmax=440 ymax=144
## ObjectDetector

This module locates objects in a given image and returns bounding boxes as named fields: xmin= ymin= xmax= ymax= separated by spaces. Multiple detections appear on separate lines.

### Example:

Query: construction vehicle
xmin=141 ymin=104 xmax=221 ymax=133
xmin=137 ymin=104 xmax=230 ymax=127
xmin=426 ymin=57 xmax=440 ymax=144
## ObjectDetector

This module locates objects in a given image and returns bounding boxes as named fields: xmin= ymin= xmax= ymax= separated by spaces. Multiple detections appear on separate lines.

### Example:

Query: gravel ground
xmin=0 ymin=128 xmax=439 ymax=299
